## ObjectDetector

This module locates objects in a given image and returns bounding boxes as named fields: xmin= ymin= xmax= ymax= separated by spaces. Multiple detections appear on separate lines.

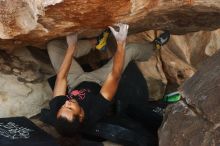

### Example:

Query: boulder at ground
xmin=158 ymin=50 xmax=220 ymax=146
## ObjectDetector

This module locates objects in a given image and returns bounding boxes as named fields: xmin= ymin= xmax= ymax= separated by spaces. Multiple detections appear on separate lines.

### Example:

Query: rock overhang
xmin=0 ymin=0 xmax=220 ymax=51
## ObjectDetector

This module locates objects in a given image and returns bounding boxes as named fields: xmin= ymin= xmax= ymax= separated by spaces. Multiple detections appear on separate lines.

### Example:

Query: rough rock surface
xmin=0 ymin=47 xmax=54 ymax=118
xmin=134 ymin=29 xmax=220 ymax=100
xmin=1 ymin=0 xmax=220 ymax=51
xmin=158 ymin=50 xmax=220 ymax=146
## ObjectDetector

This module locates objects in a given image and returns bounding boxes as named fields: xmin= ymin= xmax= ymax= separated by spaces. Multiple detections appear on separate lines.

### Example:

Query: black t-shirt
xmin=49 ymin=81 xmax=112 ymax=126
xmin=43 ymin=62 xmax=148 ymax=127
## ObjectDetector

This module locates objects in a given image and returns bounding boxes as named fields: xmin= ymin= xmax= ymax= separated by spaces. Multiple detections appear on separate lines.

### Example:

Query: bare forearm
xmin=112 ymin=42 xmax=125 ymax=80
xmin=100 ymin=23 xmax=128 ymax=101
xmin=100 ymin=42 xmax=125 ymax=101
xmin=57 ymin=46 xmax=75 ymax=79
xmin=53 ymin=34 xmax=77 ymax=97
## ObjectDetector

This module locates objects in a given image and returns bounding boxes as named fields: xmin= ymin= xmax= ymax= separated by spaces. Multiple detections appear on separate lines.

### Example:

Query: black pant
xmin=114 ymin=62 xmax=166 ymax=132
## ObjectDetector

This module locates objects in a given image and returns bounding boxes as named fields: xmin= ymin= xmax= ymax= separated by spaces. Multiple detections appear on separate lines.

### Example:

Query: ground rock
xmin=158 ymin=50 xmax=220 ymax=146
xmin=0 ymin=47 xmax=54 ymax=118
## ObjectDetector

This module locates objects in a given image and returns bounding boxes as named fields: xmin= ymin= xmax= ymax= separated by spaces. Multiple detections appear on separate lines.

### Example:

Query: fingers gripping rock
xmin=109 ymin=23 xmax=129 ymax=44
xmin=66 ymin=34 xmax=78 ymax=47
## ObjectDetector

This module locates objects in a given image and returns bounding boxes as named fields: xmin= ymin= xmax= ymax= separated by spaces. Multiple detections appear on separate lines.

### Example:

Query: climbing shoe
xmin=154 ymin=31 xmax=170 ymax=49
xmin=162 ymin=91 xmax=181 ymax=103
xmin=96 ymin=29 xmax=110 ymax=51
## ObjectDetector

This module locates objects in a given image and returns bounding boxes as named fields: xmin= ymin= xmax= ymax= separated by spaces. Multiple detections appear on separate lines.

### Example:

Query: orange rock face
xmin=0 ymin=0 xmax=220 ymax=51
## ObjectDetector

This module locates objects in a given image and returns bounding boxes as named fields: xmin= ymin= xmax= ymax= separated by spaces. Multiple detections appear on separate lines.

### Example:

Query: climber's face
xmin=57 ymin=99 xmax=83 ymax=122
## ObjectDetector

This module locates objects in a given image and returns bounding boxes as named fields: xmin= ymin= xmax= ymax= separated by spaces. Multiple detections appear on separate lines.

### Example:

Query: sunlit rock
xmin=0 ymin=47 xmax=54 ymax=117
xmin=1 ymin=0 xmax=220 ymax=50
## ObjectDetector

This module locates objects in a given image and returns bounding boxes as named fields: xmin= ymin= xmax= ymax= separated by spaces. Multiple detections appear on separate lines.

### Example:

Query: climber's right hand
xmin=109 ymin=23 xmax=129 ymax=45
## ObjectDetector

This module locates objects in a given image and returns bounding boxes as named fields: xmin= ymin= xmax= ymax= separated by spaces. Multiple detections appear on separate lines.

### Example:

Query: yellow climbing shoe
xmin=155 ymin=43 xmax=161 ymax=50
xmin=96 ymin=29 xmax=110 ymax=51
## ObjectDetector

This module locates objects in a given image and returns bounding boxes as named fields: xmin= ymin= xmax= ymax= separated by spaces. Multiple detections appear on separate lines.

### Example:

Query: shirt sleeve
xmin=49 ymin=95 xmax=66 ymax=114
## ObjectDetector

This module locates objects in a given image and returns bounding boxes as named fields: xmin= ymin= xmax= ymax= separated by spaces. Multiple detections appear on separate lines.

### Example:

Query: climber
xmin=45 ymin=23 xmax=170 ymax=136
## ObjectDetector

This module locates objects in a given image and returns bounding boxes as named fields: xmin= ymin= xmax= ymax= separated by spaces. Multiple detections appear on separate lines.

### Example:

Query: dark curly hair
xmin=55 ymin=115 xmax=81 ymax=137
